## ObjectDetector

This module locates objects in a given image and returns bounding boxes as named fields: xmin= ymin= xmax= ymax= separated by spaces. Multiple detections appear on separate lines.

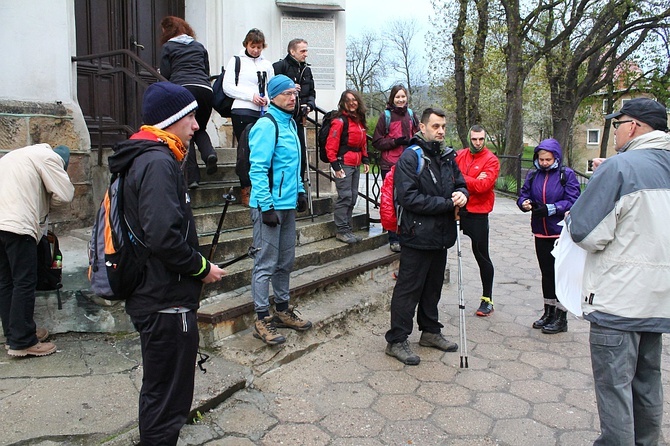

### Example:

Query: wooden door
xmin=75 ymin=0 xmax=184 ymax=147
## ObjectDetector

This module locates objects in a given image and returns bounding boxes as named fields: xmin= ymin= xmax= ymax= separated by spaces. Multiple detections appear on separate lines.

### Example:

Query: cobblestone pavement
xmin=176 ymin=197 xmax=670 ymax=445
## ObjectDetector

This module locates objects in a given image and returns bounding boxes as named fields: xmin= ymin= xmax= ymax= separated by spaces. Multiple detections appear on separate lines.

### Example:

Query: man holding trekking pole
xmin=384 ymin=108 xmax=468 ymax=365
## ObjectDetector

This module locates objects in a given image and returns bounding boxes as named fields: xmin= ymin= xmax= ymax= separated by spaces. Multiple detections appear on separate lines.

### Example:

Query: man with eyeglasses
xmin=248 ymin=74 xmax=312 ymax=346
xmin=455 ymin=125 xmax=500 ymax=317
xmin=567 ymin=97 xmax=670 ymax=445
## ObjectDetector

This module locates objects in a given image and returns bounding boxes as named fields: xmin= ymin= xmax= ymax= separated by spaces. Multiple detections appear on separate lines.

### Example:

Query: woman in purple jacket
xmin=517 ymin=138 xmax=580 ymax=334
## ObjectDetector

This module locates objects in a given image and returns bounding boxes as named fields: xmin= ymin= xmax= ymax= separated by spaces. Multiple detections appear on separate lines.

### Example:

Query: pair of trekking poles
xmin=454 ymin=206 xmax=468 ymax=369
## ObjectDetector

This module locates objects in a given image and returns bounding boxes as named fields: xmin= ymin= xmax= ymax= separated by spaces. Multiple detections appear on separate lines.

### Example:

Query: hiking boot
xmin=336 ymin=232 xmax=358 ymax=244
xmin=8 ymin=341 xmax=57 ymax=357
xmin=353 ymin=233 xmax=363 ymax=242
xmin=390 ymin=242 xmax=401 ymax=253
xmin=532 ymin=304 xmax=555 ymax=329
xmin=36 ymin=327 xmax=49 ymax=342
xmin=419 ymin=332 xmax=458 ymax=352
xmin=542 ymin=309 xmax=568 ymax=334
xmin=385 ymin=340 xmax=420 ymax=365
xmin=5 ymin=328 xmax=50 ymax=350
xmin=475 ymin=297 xmax=494 ymax=317
xmin=206 ymin=154 xmax=218 ymax=175
xmin=273 ymin=306 xmax=312 ymax=331
xmin=253 ymin=316 xmax=286 ymax=345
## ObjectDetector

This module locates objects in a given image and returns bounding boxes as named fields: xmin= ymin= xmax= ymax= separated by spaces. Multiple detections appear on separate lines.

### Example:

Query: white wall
xmin=0 ymin=0 xmax=76 ymax=103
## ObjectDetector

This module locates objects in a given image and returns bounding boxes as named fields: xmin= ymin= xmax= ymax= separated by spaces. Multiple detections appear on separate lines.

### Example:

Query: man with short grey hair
xmin=567 ymin=97 xmax=670 ymax=445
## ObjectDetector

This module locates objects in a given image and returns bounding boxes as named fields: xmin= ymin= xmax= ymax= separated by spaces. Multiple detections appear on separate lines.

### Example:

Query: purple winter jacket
xmin=516 ymin=138 xmax=581 ymax=237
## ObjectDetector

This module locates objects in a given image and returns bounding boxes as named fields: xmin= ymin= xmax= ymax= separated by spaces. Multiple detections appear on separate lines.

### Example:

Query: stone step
xmin=198 ymin=213 xmax=373 ymax=297
xmin=197 ymin=243 xmax=398 ymax=348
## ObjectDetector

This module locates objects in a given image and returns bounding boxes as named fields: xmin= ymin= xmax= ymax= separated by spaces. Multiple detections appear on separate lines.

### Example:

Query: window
xmin=602 ymin=99 xmax=608 ymax=114
xmin=587 ymin=129 xmax=600 ymax=145
xmin=586 ymin=159 xmax=594 ymax=173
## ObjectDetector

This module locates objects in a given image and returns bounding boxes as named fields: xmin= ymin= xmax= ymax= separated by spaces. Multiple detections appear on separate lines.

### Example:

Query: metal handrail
xmin=72 ymin=49 xmax=167 ymax=165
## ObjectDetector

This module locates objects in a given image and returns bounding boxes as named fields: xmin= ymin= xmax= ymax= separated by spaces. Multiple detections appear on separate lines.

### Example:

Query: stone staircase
xmin=188 ymin=145 xmax=398 ymax=347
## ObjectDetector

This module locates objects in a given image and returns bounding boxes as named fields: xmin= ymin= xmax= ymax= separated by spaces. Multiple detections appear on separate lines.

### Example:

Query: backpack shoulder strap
xmin=384 ymin=110 xmax=391 ymax=135
xmin=408 ymin=145 xmax=425 ymax=174
xmin=337 ymin=116 xmax=349 ymax=147
xmin=234 ymin=56 xmax=241 ymax=85
xmin=263 ymin=113 xmax=280 ymax=146
xmin=559 ymin=165 xmax=567 ymax=187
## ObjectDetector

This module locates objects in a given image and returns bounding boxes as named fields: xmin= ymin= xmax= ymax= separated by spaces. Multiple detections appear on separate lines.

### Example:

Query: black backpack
xmin=235 ymin=114 xmax=279 ymax=187
xmin=317 ymin=111 xmax=348 ymax=163
xmin=211 ymin=56 xmax=240 ymax=118
xmin=36 ymin=230 xmax=63 ymax=309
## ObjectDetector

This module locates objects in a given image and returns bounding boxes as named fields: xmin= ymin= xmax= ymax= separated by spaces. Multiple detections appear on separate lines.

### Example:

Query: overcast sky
xmin=345 ymin=0 xmax=433 ymax=39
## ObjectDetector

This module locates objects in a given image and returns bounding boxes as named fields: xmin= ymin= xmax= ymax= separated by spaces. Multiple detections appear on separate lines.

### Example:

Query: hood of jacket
xmin=108 ymin=133 xmax=170 ymax=175
xmin=619 ymin=130 xmax=670 ymax=153
xmin=533 ymin=138 xmax=562 ymax=170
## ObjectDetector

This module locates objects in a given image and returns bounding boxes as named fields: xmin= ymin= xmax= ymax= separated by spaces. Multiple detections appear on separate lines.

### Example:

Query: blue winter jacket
xmin=249 ymin=104 xmax=305 ymax=211
xmin=516 ymin=138 xmax=581 ymax=237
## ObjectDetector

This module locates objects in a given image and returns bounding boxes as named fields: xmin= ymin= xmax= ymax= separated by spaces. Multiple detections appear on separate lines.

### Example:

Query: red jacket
xmin=455 ymin=147 xmax=500 ymax=214
xmin=326 ymin=111 xmax=369 ymax=168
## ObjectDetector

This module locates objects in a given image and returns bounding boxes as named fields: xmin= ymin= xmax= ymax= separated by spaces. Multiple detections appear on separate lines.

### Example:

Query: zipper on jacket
xmin=278 ymin=171 xmax=285 ymax=197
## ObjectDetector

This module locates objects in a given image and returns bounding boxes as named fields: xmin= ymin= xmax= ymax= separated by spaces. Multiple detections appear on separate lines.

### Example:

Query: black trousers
xmin=131 ymin=310 xmax=199 ymax=446
xmin=535 ymin=236 xmax=557 ymax=302
xmin=0 ymin=230 xmax=39 ymax=350
xmin=385 ymin=246 xmax=447 ymax=344
xmin=296 ymin=121 xmax=308 ymax=181
xmin=461 ymin=213 xmax=494 ymax=298
xmin=184 ymin=85 xmax=216 ymax=185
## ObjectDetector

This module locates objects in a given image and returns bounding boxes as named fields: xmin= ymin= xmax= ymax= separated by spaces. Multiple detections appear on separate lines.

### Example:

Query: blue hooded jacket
xmin=517 ymin=138 xmax=581 ymax=236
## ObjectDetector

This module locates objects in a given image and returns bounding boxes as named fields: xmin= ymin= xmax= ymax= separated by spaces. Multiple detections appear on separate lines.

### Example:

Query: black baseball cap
xmin=605 ymin=98 xmax=668 ymax=131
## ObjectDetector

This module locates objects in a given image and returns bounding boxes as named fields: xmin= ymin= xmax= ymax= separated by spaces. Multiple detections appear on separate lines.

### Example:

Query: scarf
xmin=139 ymin=125 xmax=188 ymax=161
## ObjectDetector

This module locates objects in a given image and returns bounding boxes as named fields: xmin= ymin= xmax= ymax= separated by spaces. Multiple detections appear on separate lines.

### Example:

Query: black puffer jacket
xmin=395 ymin=136 xmax=468 ymax=250
xmin=108 ymin=135 xmax=210 ymax=317
xmin=272 ymin=54 xmax=316 ymax=119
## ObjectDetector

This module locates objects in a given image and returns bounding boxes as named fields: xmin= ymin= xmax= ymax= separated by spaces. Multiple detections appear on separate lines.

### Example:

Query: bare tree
xmin=346 ymin=32 xmax=387 ymax=112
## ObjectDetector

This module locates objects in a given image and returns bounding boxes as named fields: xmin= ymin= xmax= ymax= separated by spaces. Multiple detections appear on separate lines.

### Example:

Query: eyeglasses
xmin=612 ymin=120 xmax=639 ymax=129
xmin=278 ymin=90 xmax=298 ymax=97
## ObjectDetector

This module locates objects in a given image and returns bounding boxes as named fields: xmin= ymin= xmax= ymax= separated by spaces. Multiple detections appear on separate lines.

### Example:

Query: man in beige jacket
xmin=0 ymin=143 xmax=74 ymax=357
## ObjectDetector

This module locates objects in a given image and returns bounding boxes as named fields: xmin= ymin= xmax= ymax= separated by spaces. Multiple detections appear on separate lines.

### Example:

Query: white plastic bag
xmin=552 ymin=222 xmax=586 ymax=318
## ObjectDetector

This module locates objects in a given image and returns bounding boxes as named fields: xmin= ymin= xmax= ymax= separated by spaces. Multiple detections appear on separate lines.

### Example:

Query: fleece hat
xmin=605 ymin=98 xmax=668 ymax=132
xmin=53 ymin=145 xmax=70 ymax=171
xmin=267 ymin=75 xmax=295 ymax=99
xmin=142 ymin=82 xmax=198 ymax=129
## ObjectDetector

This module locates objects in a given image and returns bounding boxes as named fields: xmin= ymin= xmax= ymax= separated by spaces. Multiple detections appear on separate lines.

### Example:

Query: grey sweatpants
xmin=333 ymin=165 xmax=360 ymax=234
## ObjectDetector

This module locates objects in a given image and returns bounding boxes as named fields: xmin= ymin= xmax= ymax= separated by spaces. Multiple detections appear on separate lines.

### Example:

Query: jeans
xmin=0 ymin=230 xmax=39 ymax=350
xmin=250 ymin=208 xmax=296 ymax=315
xmin=333 ymin=165 xmax=360 ymax=234
xmin=385 ymin=246 xmax=447 ymax=344
xmin=590 ymin=323 xmax=663 ymax=446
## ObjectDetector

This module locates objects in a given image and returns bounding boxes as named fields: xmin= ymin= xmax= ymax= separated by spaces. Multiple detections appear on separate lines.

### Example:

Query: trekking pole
xmin=208 ymin=188 xmax=235 ymax=262
xmin=455 ymin=206 xmax=469 ymax=368
xmin=257 ymin=71 xmax=266 ymax=116
xmin=218 ymin=246 xmax=261 ymax=268
xmin=303 ymin=121 xmax=315 ymax=221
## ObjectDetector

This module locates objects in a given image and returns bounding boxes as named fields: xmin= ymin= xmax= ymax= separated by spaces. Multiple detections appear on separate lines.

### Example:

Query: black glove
xmin=262 ymin=209 xmax=280 ymax=227
xmin=531 ymin=203 xmax=549 ymax=218
xmin=394 ymin=137 xmax=411 ymax=146
xmin=297 ymin=193 xmax=308 ymax=212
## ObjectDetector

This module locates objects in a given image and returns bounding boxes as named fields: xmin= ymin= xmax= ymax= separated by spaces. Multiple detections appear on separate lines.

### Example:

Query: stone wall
xmin=0 ymin=100 xmax=94 ymax=231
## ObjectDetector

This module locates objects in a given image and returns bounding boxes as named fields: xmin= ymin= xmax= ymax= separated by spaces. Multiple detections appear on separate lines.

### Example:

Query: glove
xmin=531 ymin=203 xmax=549 ymax=218
xmin=394 ymin=137 xmax=411 ymax=146
xmin=297 ymin=193 xmax=308 ymax=212
xmin=262 ymin=209 xmax=280 ymax=227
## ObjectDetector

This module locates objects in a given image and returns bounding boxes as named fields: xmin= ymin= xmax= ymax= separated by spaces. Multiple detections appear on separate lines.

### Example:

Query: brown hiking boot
xmin=253 ymin=316 xmax=286 ymax=345
xmin=272 ymin=306 xmax=312 ymax=331
xmin=8 ymin=341 xmax=57 ymax=357
xmin=5 ymin=328 xmax=50 ymax=350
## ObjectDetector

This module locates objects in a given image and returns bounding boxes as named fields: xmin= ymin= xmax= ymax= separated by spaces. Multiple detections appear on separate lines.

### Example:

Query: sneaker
xmin=206 ymin=154 xmax=218 ymax=175
xmin=419 ymin=332 xmax=458 ymax=352
xmin=336 ymin=232 xmax=358 ymax=244
xmin=273 ymin=306 xmax=312 ymax=331
xmin=5 ymin=328 xmax=50 ymax=350
xmin=8 ymin=341 xmax=57 ymax=357
xmin=476 ymin=297 xmax=494 ymax=317
xmin=253 ymin=316 xmax=286 ymax=345
xmin=353 ymin=233 xmax=363 ymax=242
xmin=385 ymin=340 xmax=420 ymax=365
xmin=390 ymin=242 xmax=401 ymax=253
